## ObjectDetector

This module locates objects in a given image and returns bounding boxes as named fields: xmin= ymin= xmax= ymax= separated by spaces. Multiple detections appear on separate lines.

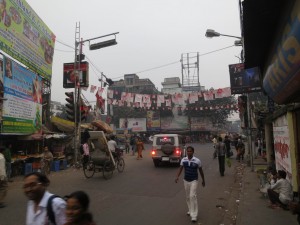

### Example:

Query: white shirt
xmin=270 ymin=178 xmax=293 ymax=204
xmin=26 ymin=191 xmax=66 ymax=225
xmin=0 ymin=153 xmax=6 ymax=180
xmin=107 ymin=140 xmax=117 ymax=152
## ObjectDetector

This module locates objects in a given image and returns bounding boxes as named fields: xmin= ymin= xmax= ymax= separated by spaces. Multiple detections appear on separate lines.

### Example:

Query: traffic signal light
xmin=76 ymin=53 xmax=85 ymax=62
xmin=65 ymin=92 xmax=75 ymax=121
xmin=106 ymin=78 xmax=114 ymax=86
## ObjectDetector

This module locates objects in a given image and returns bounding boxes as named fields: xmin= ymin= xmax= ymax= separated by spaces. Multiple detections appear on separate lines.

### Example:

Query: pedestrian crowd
xmin=2 ymin=133 xmax=300 ymax=225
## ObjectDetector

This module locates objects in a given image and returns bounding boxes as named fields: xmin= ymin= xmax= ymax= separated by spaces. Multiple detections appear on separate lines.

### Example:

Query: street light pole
xmin=73 ymin=22 xmax=119 ymax=163
xmin=205 ymin=28 xmax=253 ymax=170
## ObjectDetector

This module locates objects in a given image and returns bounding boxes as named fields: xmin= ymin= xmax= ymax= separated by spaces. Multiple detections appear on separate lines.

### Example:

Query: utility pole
xmin=74 ymin=22 xmax=81 ymax=163
xmin=72 ymin=23 xmax=119 ymax=162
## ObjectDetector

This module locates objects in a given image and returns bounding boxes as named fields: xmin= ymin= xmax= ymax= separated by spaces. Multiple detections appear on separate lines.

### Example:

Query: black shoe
xmin=0 ymin=203 xmax=6 ymax=208
xmin=191 ymin=218 xmax=197 ymax=223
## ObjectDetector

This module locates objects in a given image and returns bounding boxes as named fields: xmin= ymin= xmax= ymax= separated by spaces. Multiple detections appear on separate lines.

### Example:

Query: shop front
xmin=243 ymin=0 xmax=300 ymax=193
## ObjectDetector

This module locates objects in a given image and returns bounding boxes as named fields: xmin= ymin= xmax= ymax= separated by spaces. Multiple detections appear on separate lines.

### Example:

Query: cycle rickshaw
xmin=82 ymin=131 xmax=125 ymax=179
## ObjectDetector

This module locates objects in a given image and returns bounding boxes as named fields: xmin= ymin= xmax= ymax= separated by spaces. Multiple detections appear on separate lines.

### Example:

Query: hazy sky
xmin=26 ymin=0 xmax=242 ymax=104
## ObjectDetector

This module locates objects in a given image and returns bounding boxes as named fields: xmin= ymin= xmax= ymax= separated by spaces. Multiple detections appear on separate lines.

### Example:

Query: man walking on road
xmin=3 ymin=143 xmax=12 ymax=182
xmin=175 ymin=146 xmax=205 ymax=223
xmin=216 ymin=137 xmax=226 ymax=176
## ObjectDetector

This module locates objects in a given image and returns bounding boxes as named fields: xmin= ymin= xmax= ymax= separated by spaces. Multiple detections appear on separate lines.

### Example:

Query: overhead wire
xmin=55 ymin=38 xmax=236 ymax=82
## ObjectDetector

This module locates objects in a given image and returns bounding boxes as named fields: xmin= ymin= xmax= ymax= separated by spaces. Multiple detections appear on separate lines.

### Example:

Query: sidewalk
xmin=237 ymin=157 xmax=298 ymax=225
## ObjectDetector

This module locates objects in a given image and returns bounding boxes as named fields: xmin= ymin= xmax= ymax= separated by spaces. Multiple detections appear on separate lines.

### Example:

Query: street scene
xmin=0 ymin=143 xmax=298 ymax=225
xmin=1 ymin=1 xmax=300 ymax=225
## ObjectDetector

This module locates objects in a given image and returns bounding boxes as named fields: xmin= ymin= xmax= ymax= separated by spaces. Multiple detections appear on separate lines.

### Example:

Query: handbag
xmin=226 ymin=157 xmax=232 ymax=168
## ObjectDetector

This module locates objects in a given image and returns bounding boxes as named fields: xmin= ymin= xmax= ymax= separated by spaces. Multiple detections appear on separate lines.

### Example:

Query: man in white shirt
xmin=267 ymin=170 xmax=293 ymax=209
xmin=0 ymin=147 xmax=7 ymax=208
xmin=23 ymin=172 xmax=66 ymax=225
xmin=175 ymin=146 xmax=205 ymax=223
xmin=107 ymin=135 xmax=118 ymax=158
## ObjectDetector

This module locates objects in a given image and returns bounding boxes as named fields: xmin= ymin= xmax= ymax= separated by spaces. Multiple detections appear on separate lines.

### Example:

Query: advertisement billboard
xmin=119 ymin=118 xmax=146 ymax=132
xmin=63 ymin=62 xmax=89 ymax=88
xmin=0 ymin=0 xmax=55 ymax=81
xmin=229 ymin=63 xmax=262 ymax=94
xmin=146 ymin=111 xmax=160 ymax=131
xmin=2 ymin=57 xmax=42 ymax=134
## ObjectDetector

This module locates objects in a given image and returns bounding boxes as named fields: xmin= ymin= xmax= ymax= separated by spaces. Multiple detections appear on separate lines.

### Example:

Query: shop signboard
xmin=119 ymin=118 xmax=146 ymax=132
xmin=0 ymin=0 xmax=55 ymax=81
xmin=2 ymin=57 xmax=42 ymax=134
xmin=273 ymin=115 xmax=292 ymax=182
xmin=229 ymin=63 xmax=262 ymax=94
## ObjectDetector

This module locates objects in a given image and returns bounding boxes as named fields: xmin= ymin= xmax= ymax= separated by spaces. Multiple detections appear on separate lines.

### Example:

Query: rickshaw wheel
xmin=117 ymin=158 xmax=125 ymax=173
xmin=103 ymin=160 xmax=114 ymax=180
xmin=83 ymin=161 xmax=95 ymax=178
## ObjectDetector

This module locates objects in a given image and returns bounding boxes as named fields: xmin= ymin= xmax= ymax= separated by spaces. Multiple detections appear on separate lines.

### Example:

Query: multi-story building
xmin=111 ymin=74 xmax=159 ymax=94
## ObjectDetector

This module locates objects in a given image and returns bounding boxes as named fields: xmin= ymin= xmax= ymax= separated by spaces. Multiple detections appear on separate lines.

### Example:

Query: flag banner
xmin=203 ymin=91 xmax=214 ymax=101
xmin=135 ymin=94 xmax=143 ymax=103
xmin=90 ymin=85 xmax=97 ymax=93
xmin=143 ymin=94 xmax=151 ymax=104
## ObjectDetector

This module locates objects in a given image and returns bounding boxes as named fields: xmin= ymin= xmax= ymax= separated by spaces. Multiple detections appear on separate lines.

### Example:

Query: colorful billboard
xmin=63 ymin=62 xmax=89 ymax=88
xmin=229 ymin=63 xmax=261 ymax=94
xmin=2 ymin=56 xmax=42 ymax=134
xmin=146 ymin=111 xmax=160 ymax=131
xmin=0 ymin=0 xmax=55 ymax=81
xmin=119 ymin=118 xmax=146 ymax=132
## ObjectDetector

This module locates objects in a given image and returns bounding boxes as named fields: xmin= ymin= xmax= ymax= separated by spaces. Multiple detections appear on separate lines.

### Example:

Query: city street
xmin=0 ymin=143 xmax=242 ymax=225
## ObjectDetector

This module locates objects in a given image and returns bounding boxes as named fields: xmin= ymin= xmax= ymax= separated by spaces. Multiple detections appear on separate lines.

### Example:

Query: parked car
xmin=151 ymin=134 xmax=186 ymax=167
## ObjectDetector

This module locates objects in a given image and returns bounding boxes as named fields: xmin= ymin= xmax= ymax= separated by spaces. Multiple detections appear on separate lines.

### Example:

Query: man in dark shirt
xmin=224 ymin=135 xmax=231 ymax=158
xmin=3 ymin=143 xmax=12 ymax=182
xmin=175 ymin=146 xmax=205 ymax=223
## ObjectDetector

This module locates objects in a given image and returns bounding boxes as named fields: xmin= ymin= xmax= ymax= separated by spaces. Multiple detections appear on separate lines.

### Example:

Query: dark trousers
xmin=218 ymin=155 xmax=225 ymax=176
xmin=267 ymin=189 xmax=286 ymax=207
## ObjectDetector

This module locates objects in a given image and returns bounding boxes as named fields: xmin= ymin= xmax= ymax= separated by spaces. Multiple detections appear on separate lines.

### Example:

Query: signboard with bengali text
xmin=2 ymin=56 xmax=42 ymax=133
xmin=273 ymin=115 xmax=292 ymax=182
xmin=120 ymin=118 xmax=146 ymax=132
xmin=0 ymin=0 xmax=55 ymax=81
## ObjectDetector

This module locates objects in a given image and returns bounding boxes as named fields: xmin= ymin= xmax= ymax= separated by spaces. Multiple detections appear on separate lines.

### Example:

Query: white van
xmin=151 ymin=134 xmax=186 ymax=167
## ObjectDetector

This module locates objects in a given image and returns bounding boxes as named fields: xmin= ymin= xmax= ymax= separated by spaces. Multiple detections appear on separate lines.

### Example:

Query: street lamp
xmin=205 ymin=29 xmax=242 ymax=39
xmin=205 ymin=28 xmax=253 ymax=171
xmin=205 ymin=29 xmax=242 ymax=46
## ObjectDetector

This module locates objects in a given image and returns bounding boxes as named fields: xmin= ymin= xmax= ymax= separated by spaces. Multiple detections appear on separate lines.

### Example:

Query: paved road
xmin=0 ymin=143 xmax=241 ymax=225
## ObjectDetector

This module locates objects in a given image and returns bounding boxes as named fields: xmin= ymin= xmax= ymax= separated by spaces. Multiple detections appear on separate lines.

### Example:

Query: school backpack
xmin=47 ymin=195 xmax=65 ymax=225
